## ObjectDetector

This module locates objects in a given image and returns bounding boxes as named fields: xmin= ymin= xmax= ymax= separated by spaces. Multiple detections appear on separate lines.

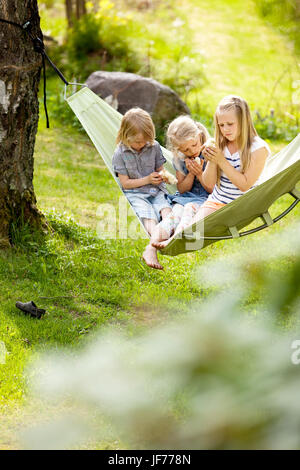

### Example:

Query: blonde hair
xmin=116 ymin=107 xmax=155 ymax=146
xmin=214 ymin=95 xmax=257 ymax=186
xmin=167 ymin=115 xmax=209 ymax=168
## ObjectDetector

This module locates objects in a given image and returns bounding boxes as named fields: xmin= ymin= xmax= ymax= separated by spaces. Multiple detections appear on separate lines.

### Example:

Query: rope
xmin=0 ymin=15 xmax=70 ymax=128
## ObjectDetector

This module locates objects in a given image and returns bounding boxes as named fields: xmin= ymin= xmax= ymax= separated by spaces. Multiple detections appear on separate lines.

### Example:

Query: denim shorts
xmin=167 ymin=191 xmax=209 ymax=207
xmin=124 ymin=190 xmax=171 ymax=222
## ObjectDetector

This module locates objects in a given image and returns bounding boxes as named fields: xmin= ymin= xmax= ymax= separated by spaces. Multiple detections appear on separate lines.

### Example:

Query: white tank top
xmin=208 ymin=136 xmax=271 ymax=205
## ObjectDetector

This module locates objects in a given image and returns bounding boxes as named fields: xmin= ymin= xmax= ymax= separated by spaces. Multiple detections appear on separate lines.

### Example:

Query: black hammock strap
xmin=0 ymin=15 xmax=70 ymax=128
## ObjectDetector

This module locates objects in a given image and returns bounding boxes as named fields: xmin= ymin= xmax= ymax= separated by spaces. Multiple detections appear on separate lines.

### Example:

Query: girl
xmin=167 ymin=116 xmax=213 ymax=206
xmin=112 ymin=108 xmax=172 ymax=253
xmin=152 ymin=95 xmax=271 ymax=253
xmin=142 ymin=116 xmax=215 ymax=269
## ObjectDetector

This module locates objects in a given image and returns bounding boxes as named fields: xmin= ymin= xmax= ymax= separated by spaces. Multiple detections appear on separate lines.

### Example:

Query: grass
xmin=186 ymin=0 xmax=299 ymax=118
xmin=0 ymin=0 xmax=299 ymax=449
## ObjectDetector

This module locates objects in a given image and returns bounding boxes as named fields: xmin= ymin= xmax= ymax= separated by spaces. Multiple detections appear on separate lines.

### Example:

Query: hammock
xmin=66 ymin=85 xmax=300 ymax=256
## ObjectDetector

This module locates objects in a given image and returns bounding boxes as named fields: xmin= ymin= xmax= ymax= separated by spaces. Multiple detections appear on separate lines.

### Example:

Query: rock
xmin=85 ymin=71 xmax=190 ymax=129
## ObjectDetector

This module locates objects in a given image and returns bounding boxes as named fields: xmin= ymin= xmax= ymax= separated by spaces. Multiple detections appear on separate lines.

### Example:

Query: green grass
xmin=0 ymin=0 xmax=299 ymax=449
xmin=186 ymin=0 xmax=299 ymax=118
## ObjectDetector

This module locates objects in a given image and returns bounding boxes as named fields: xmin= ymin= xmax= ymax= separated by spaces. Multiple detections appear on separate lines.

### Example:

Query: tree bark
xmin=65 ymin=0 xmax=87 ymax=28
xmin=79 ymin=0 xmax=87 ymax=17
xmin=0 ymin=0 xmax=45 ymax=247
xmin=65 ymin=0 xmax=73 ymax=28
xmin=295 ymin=0 xmax=300 ymax=18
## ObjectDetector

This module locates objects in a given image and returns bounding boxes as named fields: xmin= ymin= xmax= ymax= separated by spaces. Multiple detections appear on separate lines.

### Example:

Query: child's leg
xmin=142 ymin=205 xmax=184 ymax=270
xmin=152 ymin=202 xmax=199 ymax=248
xmin=160 ymin=207 xmax=172 ymax=219
xmin=142 ymin=218 xmax=159 ymax=237
xmin=152 ymin=203 xmax=219 ymax=250
xmin=190 ymin=205 xmax=217 ymax=225
xmin=125 ymin=192 xmax=158 ymax=237
xmin=173 ymin=202 xmax=200 ymax=235
xmin=152 ymin=204 xmax=184 ymax=242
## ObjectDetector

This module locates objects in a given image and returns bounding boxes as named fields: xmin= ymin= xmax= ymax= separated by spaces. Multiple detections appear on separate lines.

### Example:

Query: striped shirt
xmin=208 ymin=136 xmax=271 ymax=205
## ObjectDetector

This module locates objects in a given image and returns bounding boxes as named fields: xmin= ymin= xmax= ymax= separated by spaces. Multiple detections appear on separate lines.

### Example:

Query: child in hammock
xmin=142 ymin=116 xmax=215 ymax=269
xmin=166 ymin=116 xmax=214 ymax=206
xmin=112 ymin=107 xmax=172 ymax=266
xmin=152 ymin=95 xmax=271 ymax=254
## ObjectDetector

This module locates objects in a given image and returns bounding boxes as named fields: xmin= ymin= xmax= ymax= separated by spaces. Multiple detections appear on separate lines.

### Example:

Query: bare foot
xmin=142 ymin=245 xmax=164 ymax=270
xmin=152 ymin=238 xmax=172 ymax=250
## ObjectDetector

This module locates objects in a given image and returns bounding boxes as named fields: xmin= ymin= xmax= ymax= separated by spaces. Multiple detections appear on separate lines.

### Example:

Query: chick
xmin=204 ymin=137 xmax=217 ymax=149
xmin=159 ymin=169 xmax=178 ymax=185
xmin=202 ymin=138 xmax=217 ymax=161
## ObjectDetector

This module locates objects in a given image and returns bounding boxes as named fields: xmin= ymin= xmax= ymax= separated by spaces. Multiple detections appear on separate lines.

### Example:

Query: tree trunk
xmin=65 ymin=0 xmax=73 ymax=28
xmin=295 ymin=0 xmax=300 ymax=18
xmin=65 ymin=0 xmax=86 ymax=27
xmin=0 ymin=0 xmax=45 ymax=247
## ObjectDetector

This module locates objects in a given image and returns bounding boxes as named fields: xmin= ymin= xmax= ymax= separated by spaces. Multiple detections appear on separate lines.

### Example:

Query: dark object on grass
xmin=15 ymin=301 xmax=46 ymax=319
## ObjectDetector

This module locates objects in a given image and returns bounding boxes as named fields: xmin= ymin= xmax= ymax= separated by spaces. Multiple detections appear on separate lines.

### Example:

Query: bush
xmin=63 ymin=1 xmax=142 ymax=80
xmin=41 ymin=1 xmax=207 ymax=134
xmin=255 ymin=0 xmax=300 ymax=54
xmin=254 ymin=110 xmax=299 ymax=142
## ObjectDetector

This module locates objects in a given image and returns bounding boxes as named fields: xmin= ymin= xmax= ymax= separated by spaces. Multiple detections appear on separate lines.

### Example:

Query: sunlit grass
xmin=186 ymin=0 xmax=299 ymax=117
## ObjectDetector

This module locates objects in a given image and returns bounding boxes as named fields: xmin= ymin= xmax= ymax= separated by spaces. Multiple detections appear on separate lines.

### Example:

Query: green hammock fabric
xmin=66 ymin=86 xmax=300 ymax=256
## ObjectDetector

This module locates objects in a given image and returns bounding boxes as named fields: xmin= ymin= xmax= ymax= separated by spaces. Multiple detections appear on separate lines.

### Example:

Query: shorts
xmin=167 ymin=191 xmax=209 ymax=207
xmin=124 ymin=190 xmax=171 ymax=222
xmin=201 ymin=200 xmax=226 ymax=211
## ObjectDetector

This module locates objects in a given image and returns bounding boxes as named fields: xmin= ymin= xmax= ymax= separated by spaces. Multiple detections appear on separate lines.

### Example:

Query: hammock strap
xmin=229 ymin=226 xmax=239 ymax=239
xmin=0 ymin=15 xmax=71 ymax=128
xmin=290 ymin=187 xmax=300 ymax=199
xmin=260 ymin=212 xmax=273 ymax=227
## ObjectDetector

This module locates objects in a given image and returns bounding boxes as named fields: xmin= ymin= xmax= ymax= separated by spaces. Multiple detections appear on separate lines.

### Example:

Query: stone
xmin=85 ymin=71 xmax=190 ymax=129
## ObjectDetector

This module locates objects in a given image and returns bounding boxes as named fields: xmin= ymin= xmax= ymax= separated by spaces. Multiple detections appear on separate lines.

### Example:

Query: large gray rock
xmin=85 ymin=71 xmax=190 ymax=129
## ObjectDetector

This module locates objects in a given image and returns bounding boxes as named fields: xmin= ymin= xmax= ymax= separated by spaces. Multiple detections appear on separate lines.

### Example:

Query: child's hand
xmin=159 ymin=169 xmax=178 ymax=185
xmin=148 ymin=172 xmax=163 ymax=185
xmin=185 ymin=158 xmax=203 ymax=176
xmin=203 ymin=145 xmax=225 ymax=167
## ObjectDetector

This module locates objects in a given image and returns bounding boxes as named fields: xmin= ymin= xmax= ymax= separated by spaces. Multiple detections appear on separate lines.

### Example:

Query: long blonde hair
xmin=116 ymin=107 xmax=155 ymax=146
xmin=167 ymin=115 xmax=209 ymax=169
xmin=215 ymin=95 xmax=257 ymax=186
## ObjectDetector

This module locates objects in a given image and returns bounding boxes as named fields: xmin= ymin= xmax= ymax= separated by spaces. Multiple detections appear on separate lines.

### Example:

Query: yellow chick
xmin=204 ymin=137 xmax=216 ymax=149
xmin=159 ymin=169 xmax=178 ymax=185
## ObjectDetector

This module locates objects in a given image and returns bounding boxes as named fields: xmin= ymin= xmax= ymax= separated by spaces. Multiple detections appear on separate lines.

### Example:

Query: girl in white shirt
xmin=152 ymin=95 xmax=271 ymax=252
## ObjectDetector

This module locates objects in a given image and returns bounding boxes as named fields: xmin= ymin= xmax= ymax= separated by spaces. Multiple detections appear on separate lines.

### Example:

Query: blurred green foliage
xmin=42 ymin=0 xmax=206 ymax=143
xmin=49 ymin=1 xmax=142 ymax=80
xmin=254 ymin=111 xmax=300 ymax=141
xmin=41 ymin=0 xmax=56 ymax=7
xmin=255 ymin=0 xmax=300 ymax=54
xmin=24 ymin=222 xmax=300 ymax=450
xmin=40 ymin=1 xmax=299 ymax=142
xmin=43 ymin=2 xmax=205 ymax=94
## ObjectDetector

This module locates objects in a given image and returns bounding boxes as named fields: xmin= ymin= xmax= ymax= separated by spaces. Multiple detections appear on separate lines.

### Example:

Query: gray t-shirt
xmin=112 ymin=141 xmax=167 ymax=196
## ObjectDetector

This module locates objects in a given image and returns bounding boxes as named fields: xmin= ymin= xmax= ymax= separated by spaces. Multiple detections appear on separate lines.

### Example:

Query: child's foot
xmin=152 ymin=238 xmax=172 ymax=250
xmin=142 ymin=245 xmax=164 ymax=270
